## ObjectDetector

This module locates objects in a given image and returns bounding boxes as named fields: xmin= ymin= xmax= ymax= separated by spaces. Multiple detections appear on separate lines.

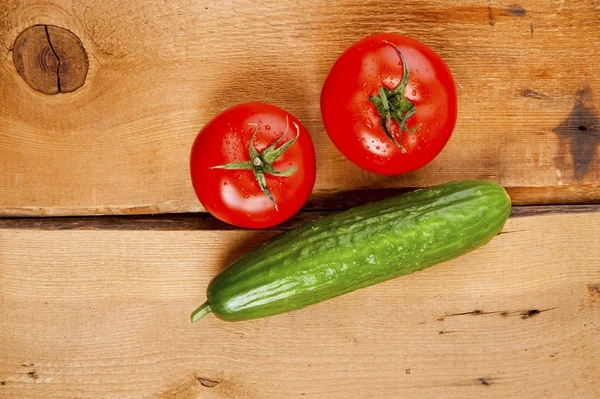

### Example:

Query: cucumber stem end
xmin=191 ymin=302 xmax=212 ymax=323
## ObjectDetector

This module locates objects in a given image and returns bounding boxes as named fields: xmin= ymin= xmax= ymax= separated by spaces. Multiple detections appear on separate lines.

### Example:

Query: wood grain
xmin=1 ymin=209 xmax=599 ymax=398
xmin=1 ymin=0 xmax=599 ymax=216
xmin=12 ymin=24 xmax=88 ymax=94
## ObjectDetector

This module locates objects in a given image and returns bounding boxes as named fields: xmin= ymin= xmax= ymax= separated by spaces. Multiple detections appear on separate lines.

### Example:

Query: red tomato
xmin=320 ymin=33 xmax=457 ymax=175
xmin=190 ymin=103 xmax=316 ymax=228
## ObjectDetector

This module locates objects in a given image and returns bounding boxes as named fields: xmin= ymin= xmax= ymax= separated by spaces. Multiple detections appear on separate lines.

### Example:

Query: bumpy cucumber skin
xmin=205 ymin=180 xmax=511 ymax=321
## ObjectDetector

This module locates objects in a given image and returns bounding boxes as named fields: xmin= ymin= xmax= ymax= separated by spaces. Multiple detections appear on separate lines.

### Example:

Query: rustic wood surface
xmin=1 ymin=0 xmax=599 ymax=398
xmin=1 ymin=208 xmax=599 ymax=398
xmin=1 ymin=0 xmax=599 ymax=216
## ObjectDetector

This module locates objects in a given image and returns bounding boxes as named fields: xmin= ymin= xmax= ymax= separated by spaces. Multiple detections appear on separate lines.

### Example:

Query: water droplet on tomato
xmin=363 ymin=118 xmax=373 ymax=129
xmin=386 ymin=144 xmax=391 ymax=148
xmin=244 ymin=194 xmax=249 ymax=199
xmin=223 ymin=182 xmax=228 ymax=186
xmin=376 ymin=146 xmax=380 ymax=150
xmin=366 ymin=146 xmax=370 ymax=150
xmin=412 ymin=90 xmax=417 ymax=96
xmin=265 ymin=125 xmax=271 ymax=130
xmin=225 ymin=140 xmax=230 ymax=145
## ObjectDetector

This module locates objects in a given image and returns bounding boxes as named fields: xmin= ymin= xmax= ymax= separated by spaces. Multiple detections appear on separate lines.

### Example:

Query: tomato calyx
xmin=368 ymin=40 xmax=419 ymax=152
xmin=211 ymin=116 xmax=300 ymax=211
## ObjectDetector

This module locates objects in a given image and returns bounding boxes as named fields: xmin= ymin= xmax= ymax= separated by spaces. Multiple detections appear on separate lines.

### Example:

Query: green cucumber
xmin=191 ymin=180 xmax=511 ymax=322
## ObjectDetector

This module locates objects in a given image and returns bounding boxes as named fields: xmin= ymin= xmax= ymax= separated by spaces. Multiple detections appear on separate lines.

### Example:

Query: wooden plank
xmin=1 ymin=0 xmax=599 ymax=216
xmin=1 ymin=209 xmax=599 ymax=398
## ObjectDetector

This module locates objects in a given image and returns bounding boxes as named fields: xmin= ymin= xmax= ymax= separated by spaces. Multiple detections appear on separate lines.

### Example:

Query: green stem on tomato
xmin=369 ymin=40 xmax=420 ymax=152
xmin=211 ymin=116 xmax=299 ymax=211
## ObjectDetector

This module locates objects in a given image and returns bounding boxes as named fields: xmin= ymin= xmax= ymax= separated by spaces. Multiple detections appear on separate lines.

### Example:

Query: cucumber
xmin=191 ymin=180 xmax=511 ymax=322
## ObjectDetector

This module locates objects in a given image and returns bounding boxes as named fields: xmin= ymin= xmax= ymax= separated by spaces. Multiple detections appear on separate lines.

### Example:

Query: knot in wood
xmin=13 ymin=25 xmax=88 ymax=94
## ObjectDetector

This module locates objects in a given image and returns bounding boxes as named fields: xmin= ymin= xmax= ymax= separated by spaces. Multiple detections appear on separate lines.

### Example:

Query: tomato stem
xmin=369 ymin=40 xmax=420 ymax=152
xmin=211 ymin=116 xmax=299 ymax=211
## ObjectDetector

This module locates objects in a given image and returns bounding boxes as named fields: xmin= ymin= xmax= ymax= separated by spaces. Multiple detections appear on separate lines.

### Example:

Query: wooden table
xmin=1 ymin=1 xmax=599 ymax=398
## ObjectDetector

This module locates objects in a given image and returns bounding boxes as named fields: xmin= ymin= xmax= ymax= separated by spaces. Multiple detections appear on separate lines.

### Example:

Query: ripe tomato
xmin=190 ymin=103 xmax=316 ymax=228
xmin=320 ymin=33 xmax=457 ymax=175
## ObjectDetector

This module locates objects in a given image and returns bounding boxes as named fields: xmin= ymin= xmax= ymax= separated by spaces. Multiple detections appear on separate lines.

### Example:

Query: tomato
xmin=190 ymin=103 xmax=316 ymax=228
xmin=320 ymin=33 xmax=457 ymax=175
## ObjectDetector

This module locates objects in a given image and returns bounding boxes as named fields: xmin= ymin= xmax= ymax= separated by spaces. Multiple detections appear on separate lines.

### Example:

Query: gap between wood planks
xmin=0 ymin=204 xmax=597 ymax=232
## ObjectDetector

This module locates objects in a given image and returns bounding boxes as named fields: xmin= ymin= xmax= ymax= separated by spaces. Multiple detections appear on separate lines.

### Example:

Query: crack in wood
xmin=44 ymin=25 xmax=61 ymax=93
xmin=530 ymin=21 xmax=534 ymax=38
xmin=444 ymin=307 xmax=557 ymax=319
xmin=12 ymin=25 xmax=88 ymax=94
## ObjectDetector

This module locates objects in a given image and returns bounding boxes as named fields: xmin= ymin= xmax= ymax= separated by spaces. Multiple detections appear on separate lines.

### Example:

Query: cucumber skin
xmin=203 ymin=180 xmax=511 ymax=322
